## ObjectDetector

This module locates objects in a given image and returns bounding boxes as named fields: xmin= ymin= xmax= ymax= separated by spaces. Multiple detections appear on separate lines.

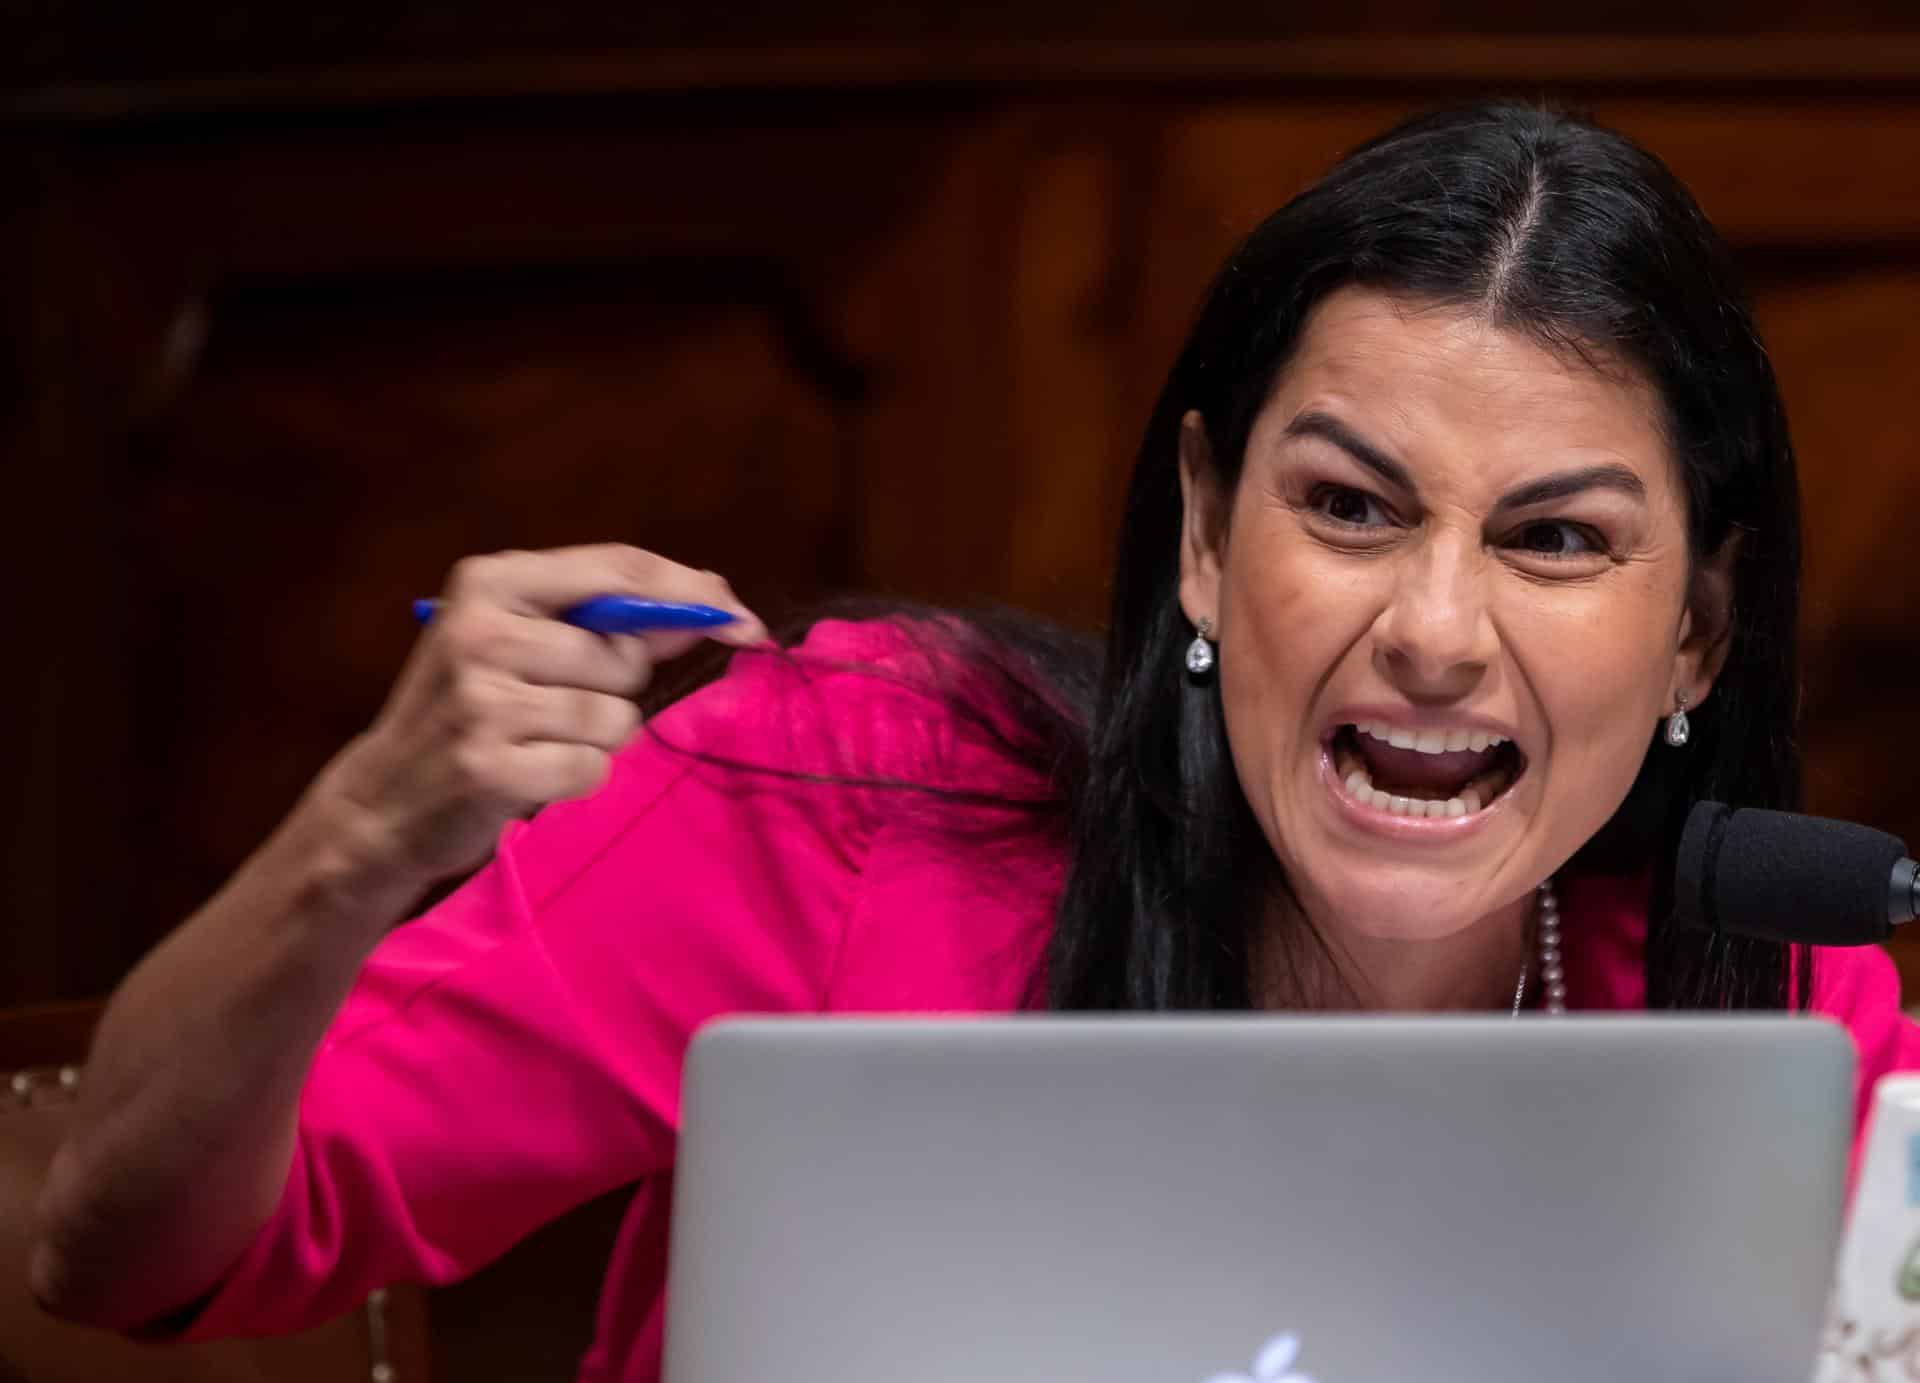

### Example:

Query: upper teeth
xmin=1354 ymin=720 xmax=1508 ymax=755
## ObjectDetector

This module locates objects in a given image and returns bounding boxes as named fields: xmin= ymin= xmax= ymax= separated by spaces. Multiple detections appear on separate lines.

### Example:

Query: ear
xmin=1673 ymin=533 xmax=1739 ymax=713
xmin=1177 ymin=409 xmax=1231 ymax=632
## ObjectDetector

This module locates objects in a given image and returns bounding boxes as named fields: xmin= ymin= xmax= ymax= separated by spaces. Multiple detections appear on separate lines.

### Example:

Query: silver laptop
xmin=664 ymin=1016 xmax=1853 ymax=1383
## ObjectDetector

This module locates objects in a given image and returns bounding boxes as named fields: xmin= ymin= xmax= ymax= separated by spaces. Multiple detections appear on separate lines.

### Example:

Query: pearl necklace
xmin=1511 ymin=879 xmax=1568 ymax=1017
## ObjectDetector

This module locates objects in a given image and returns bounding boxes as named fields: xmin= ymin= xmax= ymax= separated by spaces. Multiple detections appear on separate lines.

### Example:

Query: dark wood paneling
xmin=1752 ymin=261 xmax=1920 ymax=855
xmin=8 ymin=153 xmax=154 ymax=1004
xmin=15 ymin=10 xmax=1920 ymax=100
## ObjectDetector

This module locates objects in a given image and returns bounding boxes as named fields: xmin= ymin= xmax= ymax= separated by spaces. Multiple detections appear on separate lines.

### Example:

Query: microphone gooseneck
xmin=1674 ymin=801 xmax=1918 ymax=947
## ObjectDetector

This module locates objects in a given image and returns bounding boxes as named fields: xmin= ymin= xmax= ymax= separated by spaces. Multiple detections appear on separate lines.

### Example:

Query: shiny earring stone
xmin=1185 ymin=619 xmax=1216 ymax=677
xmin=1665 ymin=705 xmax=1690 ymax=747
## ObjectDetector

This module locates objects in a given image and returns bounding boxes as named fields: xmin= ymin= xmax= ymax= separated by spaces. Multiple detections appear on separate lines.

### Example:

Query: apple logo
xmin=1200 ymin=1331 xmax=1316 ymax=1383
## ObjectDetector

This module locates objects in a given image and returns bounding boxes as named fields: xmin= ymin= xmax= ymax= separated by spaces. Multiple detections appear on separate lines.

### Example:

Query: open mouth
xmin=1328 ymin=720 xmax=1526 ymax=820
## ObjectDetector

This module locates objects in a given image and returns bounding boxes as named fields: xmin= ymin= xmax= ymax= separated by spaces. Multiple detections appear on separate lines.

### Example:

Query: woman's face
xmin=1179 ymin=286 xmax=1729 ymax=942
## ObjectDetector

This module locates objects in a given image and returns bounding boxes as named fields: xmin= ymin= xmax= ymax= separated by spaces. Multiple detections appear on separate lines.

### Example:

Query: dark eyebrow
xmin=1284 ymin=409 xmax=1649 ymax=512
xmin=1283 ymin=411 xmax=1414 ymax=492
xmin=1490 ymin=464 xmax=1647 ymax=513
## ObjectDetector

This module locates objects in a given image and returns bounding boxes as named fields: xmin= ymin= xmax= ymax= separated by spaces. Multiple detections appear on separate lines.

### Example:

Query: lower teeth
xmin=1343 ymin=772 xmax=1478 ymax=818
xmin=1335 ymin=746 xmax=1508 ymax=819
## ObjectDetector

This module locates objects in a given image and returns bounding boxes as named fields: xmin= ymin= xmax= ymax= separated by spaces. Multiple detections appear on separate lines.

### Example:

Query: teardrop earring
xmin=1665 ymin=691 xmax=1691 ymax=748
xmin=1185 ymin=617 xmax=1217 ymax=678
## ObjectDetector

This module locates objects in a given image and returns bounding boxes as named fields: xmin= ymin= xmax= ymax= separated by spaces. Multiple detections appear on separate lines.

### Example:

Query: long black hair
xmin=1044 ymin=102 xmax=1807 ymax=1012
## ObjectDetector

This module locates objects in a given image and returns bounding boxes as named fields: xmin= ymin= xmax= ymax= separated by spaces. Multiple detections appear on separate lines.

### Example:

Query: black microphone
xmin=1674 ymin=800 xmax=1920 ymax=946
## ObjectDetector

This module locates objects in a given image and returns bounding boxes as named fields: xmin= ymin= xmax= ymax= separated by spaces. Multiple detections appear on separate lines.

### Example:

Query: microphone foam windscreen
xmin=1675 ymin=801 xmax=1905 ymax=946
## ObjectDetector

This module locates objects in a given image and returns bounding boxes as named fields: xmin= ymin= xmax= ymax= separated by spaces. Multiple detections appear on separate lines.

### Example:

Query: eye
xmin=1309 ymin=485 xmax=1392 ymax=528
xmin=1508 ymin=520 xmax=1603 ymax=558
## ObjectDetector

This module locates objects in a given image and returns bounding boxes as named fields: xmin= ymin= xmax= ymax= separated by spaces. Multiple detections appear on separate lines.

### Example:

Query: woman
xmin=33 ymin=103 xmax=1920 ymax=1380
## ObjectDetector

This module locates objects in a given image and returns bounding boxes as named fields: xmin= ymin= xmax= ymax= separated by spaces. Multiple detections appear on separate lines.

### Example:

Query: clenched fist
xmin=325 ymin=545 xmax=767 ymax=888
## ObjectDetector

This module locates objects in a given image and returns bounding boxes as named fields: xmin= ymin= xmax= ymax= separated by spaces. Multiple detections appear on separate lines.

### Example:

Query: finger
xmin=500 ymin=684 xmax=642 ymax=752
xmin=684 ymin=568 xmax=771 ymax=648
xmin=437 ymin=606 xmax=656 ymax=696
xmin=443 ymin=546 xmax=768 ymax=641
xmin=490 ymin=741 xmax=614 ymax=807
xmin=637 ymin=625 xmax=760 ymax=664
xmin=630 ymin=570 xmax=771 ymax=662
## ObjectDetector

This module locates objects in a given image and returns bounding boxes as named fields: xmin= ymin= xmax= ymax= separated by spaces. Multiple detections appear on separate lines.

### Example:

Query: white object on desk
xmin=1817 ymin=1075 xmax=1920 ymax=1381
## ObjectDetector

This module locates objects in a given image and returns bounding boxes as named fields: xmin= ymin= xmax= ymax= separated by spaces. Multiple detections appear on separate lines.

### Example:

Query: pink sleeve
xmin=1809 ymin=944 xmax=1920 ymax=1185
xmin=178 ymin=621 xmax=950 ymax=1339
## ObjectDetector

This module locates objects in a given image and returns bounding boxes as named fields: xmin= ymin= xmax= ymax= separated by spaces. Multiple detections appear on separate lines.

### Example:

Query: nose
xmin=1370 ymin=529 xmax=1497 ymax=700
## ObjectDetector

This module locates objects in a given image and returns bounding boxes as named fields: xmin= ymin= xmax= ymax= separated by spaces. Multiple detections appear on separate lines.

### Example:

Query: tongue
xmin=1357 ymin=739 xmax=1499 ymax=793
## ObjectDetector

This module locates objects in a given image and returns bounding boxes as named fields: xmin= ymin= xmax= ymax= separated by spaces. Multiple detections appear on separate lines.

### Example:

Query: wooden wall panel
xmin=1755 ymin=265 xmax=1920 ymax=847
xmin=828 ymin=115 xmax=1039 ymax=612
xmin=1000 ymin=115 xmax=1156 ymax=624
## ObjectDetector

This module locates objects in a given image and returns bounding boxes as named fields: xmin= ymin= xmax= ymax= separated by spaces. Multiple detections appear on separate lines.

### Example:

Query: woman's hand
xmin=326 ymin=544 xmax=768 ymax=891
xmin=32 ymin=542 xmax=765 ymax=1329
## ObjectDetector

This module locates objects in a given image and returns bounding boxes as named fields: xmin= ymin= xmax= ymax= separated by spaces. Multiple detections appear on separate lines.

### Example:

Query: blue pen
xmin=412 ymin=594 xmax=736 ymax=634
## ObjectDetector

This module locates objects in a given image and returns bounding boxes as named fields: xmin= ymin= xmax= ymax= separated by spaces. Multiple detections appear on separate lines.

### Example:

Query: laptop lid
xmin=664 ymin=1016 xmax=1852 ymax=1383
